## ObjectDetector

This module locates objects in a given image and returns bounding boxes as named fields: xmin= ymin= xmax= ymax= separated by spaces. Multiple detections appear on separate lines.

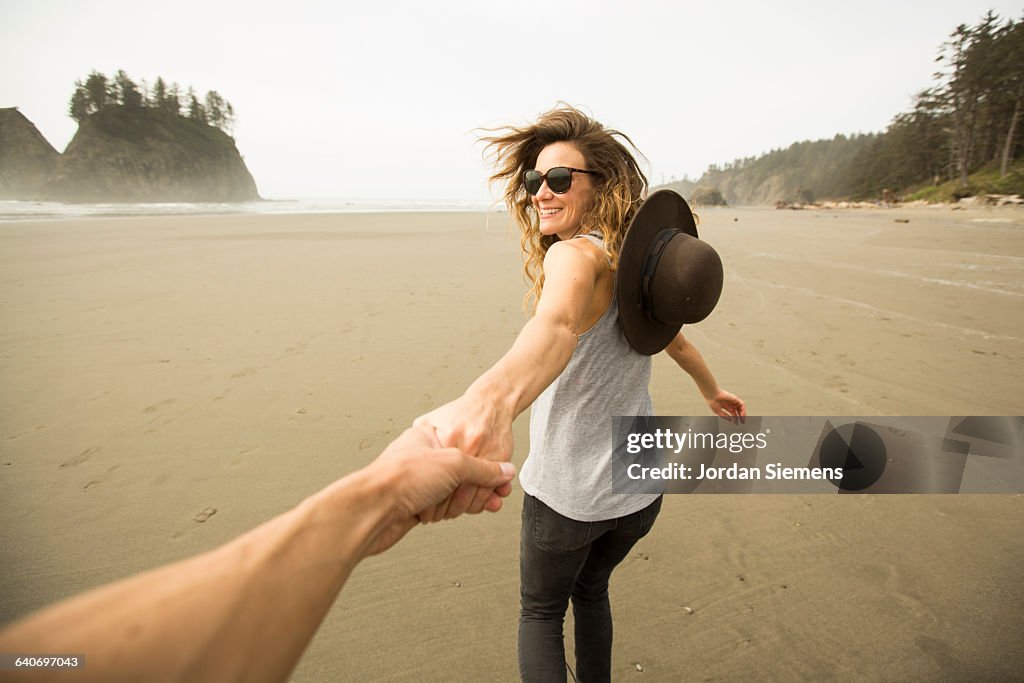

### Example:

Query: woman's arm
xmin=465 ymin=240 xmax=601 ymax=419
xmin=0 ymin=428 xmax=515 ymax=683
xmin=663 ymin=329 xmax=746 ymax=420
xmin=414 ymin=239 xmax=604 ymax=518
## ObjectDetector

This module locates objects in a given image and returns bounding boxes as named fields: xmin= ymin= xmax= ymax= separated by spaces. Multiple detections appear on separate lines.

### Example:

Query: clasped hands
xmin=411 ymin=391 xmax=516 ymax=524
xmin=362 ymin=412 xmax=514 ymax=557
xmin=405 ymin=386 xmax=748 ymax=527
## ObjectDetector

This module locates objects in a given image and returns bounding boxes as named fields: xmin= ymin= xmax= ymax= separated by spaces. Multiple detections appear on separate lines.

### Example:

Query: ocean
xmin=0 ymin=197 xmax=500 ymax=222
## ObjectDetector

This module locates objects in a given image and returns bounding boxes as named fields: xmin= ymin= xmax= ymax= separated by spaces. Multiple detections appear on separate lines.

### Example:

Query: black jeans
xmin=518 ymin=494 xmax=663 ymax=682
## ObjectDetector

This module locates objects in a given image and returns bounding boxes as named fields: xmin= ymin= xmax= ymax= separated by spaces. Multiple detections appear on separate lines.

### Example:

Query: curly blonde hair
xmin=479 ymin=105 xmax=648 ymax=312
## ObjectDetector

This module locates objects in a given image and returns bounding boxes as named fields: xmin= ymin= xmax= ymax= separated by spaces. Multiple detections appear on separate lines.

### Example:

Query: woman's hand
xmin=412 ymin=391 xmax=516 ymax=522
xmin=363 ymin=424 xmax=516 ymax=556
xmin=705 ymin=389 xmax=746 ymax=423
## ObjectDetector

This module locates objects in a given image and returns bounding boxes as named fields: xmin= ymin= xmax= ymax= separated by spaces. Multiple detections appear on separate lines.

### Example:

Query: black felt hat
xmin=617 ymin=190 xmax=724 ymax=355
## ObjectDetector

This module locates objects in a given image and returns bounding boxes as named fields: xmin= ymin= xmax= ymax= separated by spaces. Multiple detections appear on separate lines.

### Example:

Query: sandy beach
xmin=1 ymin=206 xmax=1022 ymax=680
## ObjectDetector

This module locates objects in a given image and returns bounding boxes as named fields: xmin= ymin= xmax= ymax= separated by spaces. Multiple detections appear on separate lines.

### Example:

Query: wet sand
xmin=0 ymin=206 xmax=1022 ymax=680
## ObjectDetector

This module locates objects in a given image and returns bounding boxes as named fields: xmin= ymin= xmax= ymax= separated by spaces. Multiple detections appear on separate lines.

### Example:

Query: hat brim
xmin=617 ymin=190 xmax=699 ymax=355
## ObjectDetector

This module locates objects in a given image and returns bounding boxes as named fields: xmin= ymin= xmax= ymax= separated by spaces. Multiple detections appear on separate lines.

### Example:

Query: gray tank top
xmin=518 ymin=234 xmax=660 ymax=522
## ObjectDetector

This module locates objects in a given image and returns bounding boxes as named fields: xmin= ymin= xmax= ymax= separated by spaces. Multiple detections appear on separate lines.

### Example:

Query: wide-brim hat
xmin=617 ymin=190 xmax=724 ymax=355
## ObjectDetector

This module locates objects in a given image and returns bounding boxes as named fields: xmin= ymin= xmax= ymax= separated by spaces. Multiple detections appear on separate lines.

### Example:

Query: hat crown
xmin=649 ymin=233 xmax=724 ymax=324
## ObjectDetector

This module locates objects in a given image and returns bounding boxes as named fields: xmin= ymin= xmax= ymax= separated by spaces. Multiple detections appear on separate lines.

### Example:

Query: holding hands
xmin=362 ymin=423 xmax=516 ymax=556
xmin=412 ymin=388 xmax=516 ymax=523
xmin=0 ymin=420 xmax=518 ymax=683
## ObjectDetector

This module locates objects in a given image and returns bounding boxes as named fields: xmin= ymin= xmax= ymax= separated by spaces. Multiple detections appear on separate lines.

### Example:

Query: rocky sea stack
xmin=0 ymin=105 xmax=260 ymax=202
xmin=0 ymin=108 xmax=60 ymax=199
xmin=1 ymin=86 xmax=259 ymax=203
xmin=43 ymin=106 xmax=259 ymax=202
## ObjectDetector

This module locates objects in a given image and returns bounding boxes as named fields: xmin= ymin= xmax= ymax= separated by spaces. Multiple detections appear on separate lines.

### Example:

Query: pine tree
xmin=204 ymin=90 xmax=225 ymax=130
xmin=165 ymin=82 xmax=182 ymax=116
xmin=151 ymin=77 xmax=168 ymax=109
xmin=84 ymin=71 xmax=111 ymax=112
xmin=998 ymin=17 xmax=1024 ymax=176
xmin=69 ymin=79 xmax=90 ymax=122
xmin=113 ymin=70 xmax=143 ymax=109
xmin=187 ymin=87 xmax=207 ymax=123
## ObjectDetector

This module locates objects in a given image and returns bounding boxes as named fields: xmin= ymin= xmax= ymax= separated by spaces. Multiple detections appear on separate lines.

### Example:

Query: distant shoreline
xmin=0 ymin=198 xmax=502 ymax=222
xmin=5 ymin=196 xmax=1022 ymax=225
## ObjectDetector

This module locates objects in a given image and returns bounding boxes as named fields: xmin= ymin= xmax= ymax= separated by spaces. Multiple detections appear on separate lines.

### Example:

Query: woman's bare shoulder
xmin=545 ymin=236 xmax=606 ymax=271
xmin=542 ymin=241 xmax=604 ymax=287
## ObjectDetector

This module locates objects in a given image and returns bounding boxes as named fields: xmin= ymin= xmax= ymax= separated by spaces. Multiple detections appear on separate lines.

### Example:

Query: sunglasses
xmin=523 ymin=166 xmax=597 ymax=195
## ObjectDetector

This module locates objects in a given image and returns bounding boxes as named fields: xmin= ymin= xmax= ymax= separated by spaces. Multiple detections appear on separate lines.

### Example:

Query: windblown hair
xmin=479 ymin=104 xmax=648 ymax=312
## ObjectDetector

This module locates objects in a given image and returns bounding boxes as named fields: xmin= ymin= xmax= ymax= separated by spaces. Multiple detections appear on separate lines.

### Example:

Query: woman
xmin=415 ymin=105 xmax=745 ymax=682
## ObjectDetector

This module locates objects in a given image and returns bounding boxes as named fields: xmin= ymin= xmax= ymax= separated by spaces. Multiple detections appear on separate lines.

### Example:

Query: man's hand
xmin=412 ymin=391 xmax=515 ymax=523
xmin=363 ymin=425 xmax=515 ymax=556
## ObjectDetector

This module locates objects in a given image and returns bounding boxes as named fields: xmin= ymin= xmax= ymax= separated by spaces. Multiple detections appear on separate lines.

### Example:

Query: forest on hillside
xmin=674 ymin=11 xmax=1024 ymax=204
xmin=69 ymin=70 xmax=236 ymax=134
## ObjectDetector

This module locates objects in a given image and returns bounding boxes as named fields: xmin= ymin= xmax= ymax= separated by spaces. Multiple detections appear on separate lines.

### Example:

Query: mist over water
xmin=0 ymin=197 xmax=499 ymax=222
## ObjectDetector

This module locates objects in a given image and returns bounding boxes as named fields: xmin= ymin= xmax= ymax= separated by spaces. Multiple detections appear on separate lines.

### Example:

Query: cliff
xmin=654 ymin=134 xmax=880 ymax=206
xmin=0 ymin=108 xmax=60 ymax=199
xmin=42 ymin=106 xmax=259 ymax=202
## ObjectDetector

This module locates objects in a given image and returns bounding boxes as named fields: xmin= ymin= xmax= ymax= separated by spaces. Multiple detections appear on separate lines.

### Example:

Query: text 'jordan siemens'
xmin=623 ymin=428 xmax=843 ymax=481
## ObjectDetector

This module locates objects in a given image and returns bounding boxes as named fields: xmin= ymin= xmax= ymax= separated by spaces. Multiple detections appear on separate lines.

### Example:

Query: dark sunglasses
xmin=523 ymin=166 xmax=597 ymax=195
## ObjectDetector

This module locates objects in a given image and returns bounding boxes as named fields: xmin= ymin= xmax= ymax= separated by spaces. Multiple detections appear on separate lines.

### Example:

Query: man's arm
xmin=0 ymin=428 xmax=515 ymax=683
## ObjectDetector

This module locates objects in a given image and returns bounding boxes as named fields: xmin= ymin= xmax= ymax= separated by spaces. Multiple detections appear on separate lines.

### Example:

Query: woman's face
xmin=531 ymin=141 xmax=595 ymax=241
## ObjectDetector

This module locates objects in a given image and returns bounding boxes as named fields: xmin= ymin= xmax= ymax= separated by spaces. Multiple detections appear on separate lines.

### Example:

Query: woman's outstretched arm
xmin=414 ymin=239 xmax=604 ymax=519
xmin=663 ymin=329 xmax=746 ymax=421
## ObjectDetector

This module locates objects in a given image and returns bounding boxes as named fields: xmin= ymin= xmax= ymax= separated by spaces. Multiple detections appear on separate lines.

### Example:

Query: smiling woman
xmin=528 ymin=144 xmax=597 ymax=242
xmin=479 ymin=106 xmax=648 ymax=312
xmin=414 ymin=104 xmax=746 ymax=681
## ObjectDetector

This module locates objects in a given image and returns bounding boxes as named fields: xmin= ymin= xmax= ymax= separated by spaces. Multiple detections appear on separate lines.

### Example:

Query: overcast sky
xmin=2 ymin=0 xmax=1019 ymax=201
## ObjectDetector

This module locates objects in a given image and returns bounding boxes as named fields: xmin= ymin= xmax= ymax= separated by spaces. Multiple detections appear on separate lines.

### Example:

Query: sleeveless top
xmin=518 ymin=234 xmax=660 ymax=522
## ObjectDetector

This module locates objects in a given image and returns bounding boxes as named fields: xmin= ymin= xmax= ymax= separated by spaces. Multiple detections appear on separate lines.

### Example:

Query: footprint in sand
xmin=60 ymin=446 xmax=99 ymax=469
xmin=212 ymin=388 xmax=233 ymax=402
xmin=143 ymin=398 xmax=176 ymax=413
xmin=825 ymin=375 xmax=849 ymax=393
xmin=284 ymin=341 xmax=308 ymax=357
xmin=194 ymin=507 xmax=217 ymax=523
xmin=231 ymin=446 xmax=260 ymax=466
xmin=358 ymin=424 xmax=396 ymax=451
xmin=7 ymin=424 xmax=51 ymax=441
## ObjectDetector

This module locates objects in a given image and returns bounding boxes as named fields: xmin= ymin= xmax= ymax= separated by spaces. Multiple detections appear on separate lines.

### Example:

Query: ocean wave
xmin=0 ymin=198 xmax=500 ymax=222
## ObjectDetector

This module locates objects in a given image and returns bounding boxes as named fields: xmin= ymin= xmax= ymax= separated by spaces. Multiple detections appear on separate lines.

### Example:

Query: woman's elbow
xmin=664 ymin=332 xmax=689 ymax=360
xmin=530 ymin=312 xmax=579 ymax=352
